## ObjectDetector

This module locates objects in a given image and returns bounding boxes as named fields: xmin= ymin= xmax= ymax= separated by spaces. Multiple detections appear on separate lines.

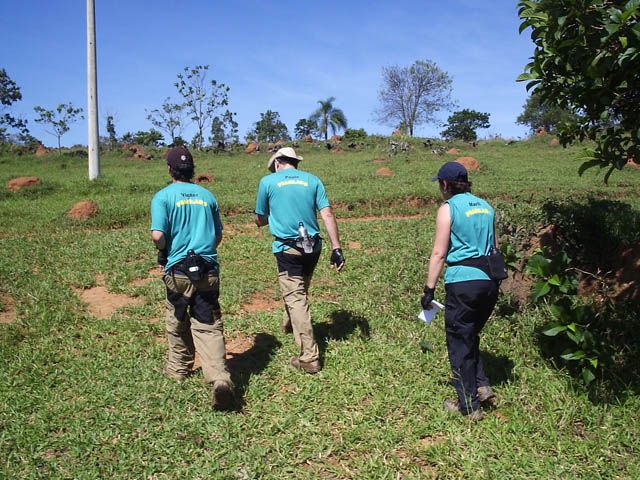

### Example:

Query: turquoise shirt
xmin=150 ymin=182 xmax=223 ymax=272
xmin=255 ymin=169 xmax=330 ymax=253
xmin=444 ymin=192 xmax=495 ymax=284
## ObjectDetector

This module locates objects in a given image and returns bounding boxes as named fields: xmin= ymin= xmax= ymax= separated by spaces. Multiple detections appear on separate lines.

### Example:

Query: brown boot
xmin=478 ymin=386 xmax=497 ymax=407
xmin=443 ymin=398 xmax=483 ymax=421
xmin=212 ymin=380 xmax=235 ymax=411
xmin=290 ymin=356 xmax=321 ymax=374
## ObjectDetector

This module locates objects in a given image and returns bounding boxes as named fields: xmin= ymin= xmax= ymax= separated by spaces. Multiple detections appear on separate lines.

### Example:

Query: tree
xmin=294 ymin=118 xmax=319 ymax=139
xmin=105 ymin=115 xmax=117 ymax=149
xmin=132 ymin=129 xmax=164 ymax=147
xmin=516 ymin=91 xmax=578 ymax=134
xmin=209 ymin=110 xmax=239 ymax=149
xmin=309 ymin=97 xmax=347 ymax=141
xmin=441 ymin=109 xmax=490 ymax=142
xmin=175 ymin=65 xmax=230 ymax=150
xmin=0 ymin=68 xmax=29 ymax=141
xmin=248 ymin=110 xmax=290 ymax=143
xmin=518 ymin=0 xmax=640 ymax=180
xmin=374 ymin=60 xmax=454 ymax=136
xmin=146 ymin=98 xmax=186 ymax=144
xmin=33 ymin=103 xmax=84 ymax=150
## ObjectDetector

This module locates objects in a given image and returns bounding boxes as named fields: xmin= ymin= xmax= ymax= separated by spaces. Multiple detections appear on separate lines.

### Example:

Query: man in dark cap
xmin=254 ymin=147 xmax=345 ymax=374
xmin=150 ymin=146 xmax=234 ymax=411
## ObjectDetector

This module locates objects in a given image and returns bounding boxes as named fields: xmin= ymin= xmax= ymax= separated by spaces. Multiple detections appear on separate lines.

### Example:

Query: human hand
xmin=421 ymin=286 xmax=435 ymax=310
xmin=330 ymin=248 xmax=345 ymax=272
xmin=157 ymin=249 xmax=168 ymax=269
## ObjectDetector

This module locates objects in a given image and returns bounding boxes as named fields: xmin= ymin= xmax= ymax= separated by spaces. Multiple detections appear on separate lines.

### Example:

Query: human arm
xmin=151 ymin=230 xmax=168 ymax=269
xmin=255 ymin=214 xmax=269 ymax=227
xmin=319 ymin=206 xmax=345 ymax=272
xmin=254 ymin=178 xmax=270 ymax=227
xmin=422 ymin=204 xmax=451 ymax=308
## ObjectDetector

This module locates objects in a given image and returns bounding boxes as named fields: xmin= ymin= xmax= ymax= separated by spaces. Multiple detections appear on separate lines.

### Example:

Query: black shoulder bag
xmin=448 ymin=247 xmax=508 ymax=281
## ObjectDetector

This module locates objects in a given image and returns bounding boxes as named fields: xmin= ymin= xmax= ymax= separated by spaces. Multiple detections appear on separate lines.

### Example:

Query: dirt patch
xmin=627 ymin=158 xmax=640 ymax=169
xmin=242 ymin=289 xmax=280 ymax=313
xmin=7 ymin=176 xmax=40 ymax=192
xmin=372 ymin=157 xmax=387 ymax=164
xmin=405 ymin=196 xmax=430 ymax=209
xmin=338 ymin=213 xmax=424 ymax=223
xmin=535 ymin=127 xmax=547 ymax=136
xmin=376 ymin=167 xmax=394 ymax=177
xmin=225 ymin=335 xmax=255 ymax=358
xmin=447 ymin=148 xmax=460 ymax=155
xmin=130 ymin=276 xmax=155 ymax=288
xmin=419 ymin=433 xmax=447 ymax=448
xmin=67 ymin=200 xmax=98 ymax=220
xmin=73 ymin=274 xmax=143 ymax=319
xmin=331 ymin=146 xmax=343 ymax=153
xmin=126 ymin=144 xmax=152 ymax=160
xmin=347 ymin=240 xmax=362 ymax=250
xmin=195 ymin=173 xmax=214 ymax=184
xmin=456 ymin=156 xmax=480 ymax=171
xmin=549 ymin=138 xmax=560 ymax=147
xmin=223 ymin=223 xmax=263 ymax=238
xmin=0 ymin=293 xmax=16 ymax=324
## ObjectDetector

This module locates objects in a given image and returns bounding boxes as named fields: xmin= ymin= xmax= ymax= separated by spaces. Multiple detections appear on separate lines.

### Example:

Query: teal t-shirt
xmin=150 ymin=182 xmax=223 ymax=272
xmin=444 ymin=192 xmax=495 ymax=284
xmin=255 ymin=169 xmax=330 ymax=253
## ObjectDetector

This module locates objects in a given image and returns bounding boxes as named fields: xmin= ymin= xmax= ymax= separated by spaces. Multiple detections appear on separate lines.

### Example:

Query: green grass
xmin=0 ymin=139 xmax=639 ymax=479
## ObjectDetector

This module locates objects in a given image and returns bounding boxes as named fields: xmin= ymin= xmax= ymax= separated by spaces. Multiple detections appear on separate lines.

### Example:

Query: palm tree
xmin=309 ymin=97 xmax=348 ymax=141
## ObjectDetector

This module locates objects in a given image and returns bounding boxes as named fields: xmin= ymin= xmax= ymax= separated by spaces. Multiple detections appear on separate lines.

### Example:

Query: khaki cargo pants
xmin=163 ymin=272 xmax=231 ymax=385
xmin=276 ymin=248 xmax=321 ymax=363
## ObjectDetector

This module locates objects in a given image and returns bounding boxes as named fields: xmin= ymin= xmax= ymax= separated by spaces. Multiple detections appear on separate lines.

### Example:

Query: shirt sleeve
xmin=150 ymin=193 xmax=169 ymax=233
xmin=255 ymin=177 xmax=270 ymax=216
xmin=315 ymin=178 xmax=330 ymax=210
xmin=212 ymin=199 xmax=223 ymax=239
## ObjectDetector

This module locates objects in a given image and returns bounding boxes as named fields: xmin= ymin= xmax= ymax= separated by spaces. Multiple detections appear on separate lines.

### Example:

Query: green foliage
xmin=247 ymin=110 xmax=290 ymax=142
xmin=342 ymin=128 xmax=368 ymax=143
xmin=209 ymin=110 xmax=239 ymax=150
xmin=375 ymin=59 xmax=454 ymax=136
xmin=175 ymin=65 xmax=230 ymax=150
xmin=293 ymin=118 xmax=318 ymax=139
xmin=516 ymin=91 xmax=578 ymax=134
xmin=105 ymin=115 xmax=117 ymax=150
xmin=440 ymin=109 xmax=490 ymax=142
xmin=121 ymin=129 xmax=164 ymax=147
xmin=518 ymin=0 xmax=640 ymax=180
xmin=146 ymin=98 xmax=185 ymax=144
xmin=309 ymin=97 xmax=348 ymax=141
xmin=0 ymin=68 xmax=29 ymax=141
xmin=33 ymin=103 xmax=84 ymax=150
xmin=525 ymin=248 xmax=602 ymax=385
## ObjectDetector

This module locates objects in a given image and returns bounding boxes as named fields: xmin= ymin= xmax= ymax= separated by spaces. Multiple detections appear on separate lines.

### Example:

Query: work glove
xmin=157 ymin=249 xmax=168 ymax=267
xmin=421 ymin=286 xmax=435 ymax=310
xmin=330 ymin=248 xmax=345 ymax=272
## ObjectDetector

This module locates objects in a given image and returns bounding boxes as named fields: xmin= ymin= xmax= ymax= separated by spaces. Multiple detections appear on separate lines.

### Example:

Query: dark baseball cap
xmin=166 ymin=146 xmax=194 ymax=169
xmin=432 ymin=162 xmax=468 ymax=182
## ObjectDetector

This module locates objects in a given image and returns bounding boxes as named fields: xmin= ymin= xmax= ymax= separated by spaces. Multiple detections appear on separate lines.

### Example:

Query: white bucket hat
xmin=267 ymin=147 xmax=303 ymax=171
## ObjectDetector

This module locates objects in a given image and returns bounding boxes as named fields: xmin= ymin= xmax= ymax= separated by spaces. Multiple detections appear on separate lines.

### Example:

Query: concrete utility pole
xmin=87 ymin=0 xmax=100 ymax=179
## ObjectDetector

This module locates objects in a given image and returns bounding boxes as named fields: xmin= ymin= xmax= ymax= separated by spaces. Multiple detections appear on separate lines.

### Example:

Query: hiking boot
xmin=290 ymin=356 xmax=321 ymax=374
xmin=478 ymin=385 xmax=497 ymax=406
xmin=212 ymin=380 xmax=234 ymax=411
xmin=163 ymin=366 xmax=189 ymax=383
xmin=443 ymin=398 xmax=484 ymax=421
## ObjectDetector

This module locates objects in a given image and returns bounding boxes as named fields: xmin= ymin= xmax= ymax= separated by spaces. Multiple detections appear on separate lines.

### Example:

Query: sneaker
xmin=443 ymin=398 xmax=483 ymax=421
xmin=478 ymin=386 xmax=497 ymax=406
xmin=290 ymin=356 xmax=321 ymax=374
xmin=212 ymin=380 xmax=234 ymax=411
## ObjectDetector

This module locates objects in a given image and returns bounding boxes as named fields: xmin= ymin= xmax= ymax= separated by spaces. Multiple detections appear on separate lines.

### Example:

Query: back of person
xmin=444 ymin=192 xmax=494 ymax=284
xmin=151 ymin=182 xmax=221 ymax=271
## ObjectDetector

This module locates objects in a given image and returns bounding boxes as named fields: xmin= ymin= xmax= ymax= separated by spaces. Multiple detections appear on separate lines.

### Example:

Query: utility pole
xmin=87 ymin=0 xmax=100 ymax=179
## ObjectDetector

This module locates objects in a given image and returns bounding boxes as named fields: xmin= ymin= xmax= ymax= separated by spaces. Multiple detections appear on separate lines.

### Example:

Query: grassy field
xmin=0 ymin=138 xmax=639 ymax=479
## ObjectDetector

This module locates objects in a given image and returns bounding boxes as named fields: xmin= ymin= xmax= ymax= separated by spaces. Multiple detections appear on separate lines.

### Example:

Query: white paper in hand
xmin=418 ymin=300 xmax=444 ymax=325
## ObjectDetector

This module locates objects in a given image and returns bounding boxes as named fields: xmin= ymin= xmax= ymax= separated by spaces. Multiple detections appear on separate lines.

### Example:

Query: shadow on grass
xmin=535 ymin=197 xmax=640 ymax=404
xmin=481 ymin=352 xmax=515 ymax=386
xmin=227 ymin=332 xmax=281 ymax=411
xmin=314 ymin=309 xmax=371 ymax=359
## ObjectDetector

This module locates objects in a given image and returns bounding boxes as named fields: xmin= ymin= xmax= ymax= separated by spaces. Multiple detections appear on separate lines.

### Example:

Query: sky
xmin=1 ymin=0 xmax=535 ymax=147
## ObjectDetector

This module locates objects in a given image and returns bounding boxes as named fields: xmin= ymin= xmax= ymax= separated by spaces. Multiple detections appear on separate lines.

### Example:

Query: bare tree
xmin=147 ymin=98 xmax=186 ymax=144
xmin=175 ymin=65 xmax=230 ymax=150
xmin=374 ymin=60 xmax=454 ymax=136
xmin=33 ymin=103 xmax=84 ymax=150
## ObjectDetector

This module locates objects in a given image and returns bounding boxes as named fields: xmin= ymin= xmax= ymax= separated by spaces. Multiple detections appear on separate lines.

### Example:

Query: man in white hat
xmin=254 ymin=147 xmax=345 ymax=373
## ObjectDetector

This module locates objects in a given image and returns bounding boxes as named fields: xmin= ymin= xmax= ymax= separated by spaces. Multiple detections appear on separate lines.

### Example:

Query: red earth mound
xmin=535 ymin=127 xmax=547 ymax=136
xmin=35 ymin=144 xmax=51 ymax=157
xmin=196 ymin=173 xmax=214 ymax=184
xmin=245 ymin=143 xmax=258 ymax=154
xmin=330 ymin=135 xmax=342 ymax=143
xmin=303 ymin=135 xmax=313 ymax=143
xmin=549 ymin=138 xmax=560 ymax=147
xmin=456 ymin=156 xmax=480 ymax=171
xmin=372 ymin=157 xmax=387 ymax=164
xmin=7 ymin=176 xmax=40 ymax=191
xmin=447 ymin=148 xmax=460 ymax=155
xmin=376 ymin=167 xmax=395 ymax=177
xmin=67 ymin=200 xmax=98 ymax=220
xmin=392 ymin=129 xmax=403 ymax=136
xmin=627 ymin=158 xmax=640 ymax=169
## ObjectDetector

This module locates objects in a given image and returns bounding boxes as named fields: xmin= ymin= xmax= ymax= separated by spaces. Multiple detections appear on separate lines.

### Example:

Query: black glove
xmin=157 ymin=249 xmax=168 ymax=267
xmin=421 ymin=286 xmax=435 ymax=310
xmin=330 ymin=248 xmax=345 ymax=270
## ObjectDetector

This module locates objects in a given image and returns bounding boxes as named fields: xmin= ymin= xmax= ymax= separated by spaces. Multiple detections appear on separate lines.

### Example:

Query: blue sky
xmin=1 ymin=0 xmax=535 ymax=147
